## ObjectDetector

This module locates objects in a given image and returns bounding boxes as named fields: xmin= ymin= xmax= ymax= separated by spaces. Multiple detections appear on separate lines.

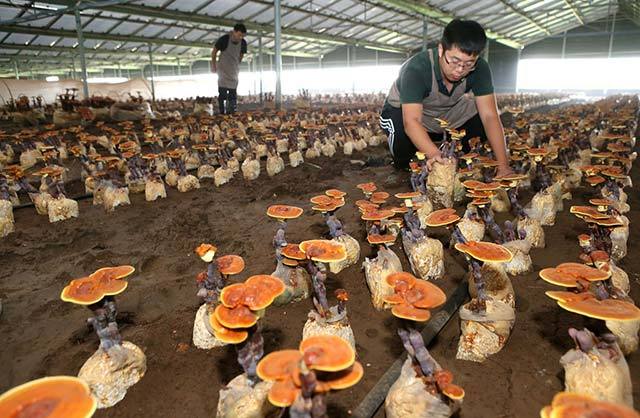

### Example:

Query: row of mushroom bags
xmin=1 ymin=94 xmax=639 ymax=418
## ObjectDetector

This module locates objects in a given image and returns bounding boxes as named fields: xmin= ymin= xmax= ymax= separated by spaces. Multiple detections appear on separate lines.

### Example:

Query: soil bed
xmin=1 ymin=143 xmax=638 ymax=418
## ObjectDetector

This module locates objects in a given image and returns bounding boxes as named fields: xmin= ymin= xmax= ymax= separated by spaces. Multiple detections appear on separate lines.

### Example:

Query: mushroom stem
xmin=236 ymin=326 xmax=264 ymax=385
xmin=568 ymin=327 xmax=619 ymax=360
xmin=87 ymin=297 xmax=122 ymax=351
xmin=469 ymin=259 xmax=488 ymax=312
xmin=290 ymin=360 xmax=327 ymax=418
xmin=273 ymin=220 xmax=288 ymax=258
xmin=478 ymin=206 xmax=504 ymax=244
xmin=323 ymin=212 xmax=344 ymax=238
xmin=506 ymin=187 xmax=527 ymax=219
xmin=306 ymin=261 xmax=329 ymax=317
xmin=403 ymin=207 xmax=425 ymax=242
xmin=397 ymin=326 xmax=437 ymax=377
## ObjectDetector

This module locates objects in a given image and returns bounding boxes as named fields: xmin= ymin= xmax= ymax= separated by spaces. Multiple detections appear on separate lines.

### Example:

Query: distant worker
xmin=211 ymin=23 xmax=247 ymax=114
xmin=379 ymin=19 xmax=512 ymax=177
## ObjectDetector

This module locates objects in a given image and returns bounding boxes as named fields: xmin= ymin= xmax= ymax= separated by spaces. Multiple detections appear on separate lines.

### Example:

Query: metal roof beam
xmin=493 ymin=0 xmax=551 ymax=35
xmin=370 ymin=0 xmax=522 ymax=49
xmin=0 ymin=24 xmax=319 ymax=57
xmin=36 ymin=0 xmax=410 ymax=53
xmin=563 ymin=0 xmax=584 ymax=25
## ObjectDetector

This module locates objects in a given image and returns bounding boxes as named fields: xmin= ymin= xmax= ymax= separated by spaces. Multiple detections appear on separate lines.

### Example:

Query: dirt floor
xmin=0 ymin=132 xmax=638 ymax=417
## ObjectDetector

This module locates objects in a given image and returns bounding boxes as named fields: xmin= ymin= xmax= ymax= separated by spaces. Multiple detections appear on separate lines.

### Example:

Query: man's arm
xmin=402 ymin=103 xmax=444 ymax=170
xmin=239 ymin=53 xmax=244 ymax=63
xmin=211 ymin=48 xmax=219 ymax=72
xmin=475 ymin=94 xmax=512 ymax=176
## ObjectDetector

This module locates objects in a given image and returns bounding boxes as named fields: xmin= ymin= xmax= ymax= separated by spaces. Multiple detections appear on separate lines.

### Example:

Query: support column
xmin=375 ymin=50 xmax=379 ymax=66
xmin=485 ymin=39 xmax=490 ymax=63
xmin=71 ymin=57 xmax=76 ymax=79
xmin=346 ymin=46 xmax=350 ymax=67
xmin=561 ymin=30 xmax=567 ymax=59
xmin=258 ymin=31 xmax=263 ymax=104
xmin=422 ymin=17 xmax=428 ymax=51
xmin=13 ymin=60 xmax=19 ymax=79
xmin=607 ymin=11 xmax=616 ymax=58
xmin=117 ymin=62 xmax=122 ymax=78
xmin=274 ymin=0 xmax=282 ymax=109
xmin=74 ymin=5 xmax=89 ymax=99
xmin=177 ymin=57 xmax=181 ymax=76
xmin=148 ymin=43 xmax=156 ymax=103
xmin=515 ymin=48 xmax=522 ymax=93
xmin=605 ymin=11 xmax=616 ymax=95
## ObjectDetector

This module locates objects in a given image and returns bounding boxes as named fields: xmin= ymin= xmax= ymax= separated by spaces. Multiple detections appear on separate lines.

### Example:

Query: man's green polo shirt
xmin=392 ymin=47 xmax=495 ymax=105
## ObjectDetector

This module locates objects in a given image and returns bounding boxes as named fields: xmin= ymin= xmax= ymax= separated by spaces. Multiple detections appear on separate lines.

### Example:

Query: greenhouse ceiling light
xmin=363 ymin=45 xmax=402 ymax=54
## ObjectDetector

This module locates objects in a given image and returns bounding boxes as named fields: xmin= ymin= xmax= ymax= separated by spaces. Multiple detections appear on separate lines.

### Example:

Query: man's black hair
xmin=440 ymin=19 xmax=486 ymax=56
xmin=234 ymin=23 xmax=247 ymax=34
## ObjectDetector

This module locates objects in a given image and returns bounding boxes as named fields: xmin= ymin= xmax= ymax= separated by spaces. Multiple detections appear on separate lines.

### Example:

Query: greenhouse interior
xmin=0 ymin=0 xmax=639 ymax=417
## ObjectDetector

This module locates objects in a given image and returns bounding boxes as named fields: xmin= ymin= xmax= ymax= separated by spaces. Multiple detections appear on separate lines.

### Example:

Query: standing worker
xmin=211 ymin=23 xmax=247 ymax=114
xmin=379 ymin=19 xmax=512 ymax=177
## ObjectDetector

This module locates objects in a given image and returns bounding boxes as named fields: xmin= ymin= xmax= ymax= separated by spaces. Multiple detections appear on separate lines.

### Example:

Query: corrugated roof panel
xmin=30 ymin=36 xmax=60 ymax=46
xmin=200 ymin=0 xmax=241 ymax=16
xmin=183 ymin=29 xmax=208 ymax=41
xmin=137 ymin=24 xmax=167 ymax=38
xmin=165 ymin=0 xmax=204 ymax=11
xmin=5 ymin=33 xmax=36 ymax=44
xmin=84 ymin=17 xmax=119 ymax=33
xmin=110 ymin=21 xmax=145 ymax=35
xmin=50 ymin=15 xmax=80 ymax=30
xmin=226 ymin=2 xmax=267 ymax=20
xmin=0 ymin=6 xmax=19 ymax=20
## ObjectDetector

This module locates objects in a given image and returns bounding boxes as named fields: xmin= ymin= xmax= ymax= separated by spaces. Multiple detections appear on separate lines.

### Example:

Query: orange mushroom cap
xmin=441 ymin=382 xmax=465 ymax=401
xmin=367 ymin=234 xmax=396 ymax=245
xmin=588 ymin=198 xmax=614 ymax=207
xmin=394 ymin=191 xmax=422 ymax=199
xmin=310 ymin=195 xmax=335 ymax=205
xmin=586 ymin=216 xmax=624 ymax=227
xmin=385 ymin=272 xmax=417 ymax=291
xmin=216 ymin=255 xmax=245 ymax=275
xmin=256 ymin=350 xmax=302 ymax=381
xmin=462 ymin=180 xmax=486 ymax=190
xmin=281 ymin=243 xmax=306 ymax=260
xmin=558 ymin=297 xmax=640 ymax=322
xmin=0 ymin=376 xmax=97 ymax=418
xmin=454 ymin=241 xmax=513 ymax=263
xmin=569 ymin=206 xmax=609 ymax=220
xmin=539 ymin=263 xmax=610 ymax=287
xmin=544 ymin=392 xmax=640 ymax=418
xmin=268 ymin=378 xmax=300 ymax=407
xmin=425 ymin=208 xmax=460 ymax=227
xmin=325 ymin=189 xmax=346 ymax=199
xmin=585 ymin=175 xmax=605 ymax=186
xmin=213 ymin=304 xmax=258 ymax=329
xmin=61 ymin=265 xmax=134 ymax=305
xmin=299 ymin=239 xmax=347 ymax=263
xmin=220 ymin=275 xmax=285 ymax=311
xmin=299 ymin=335 xmax=356 ymax=372
xmin=361 ymin=209 xmax=395 ymax=221
xmin=355 ymin=199 xmax=379 ymax=211
xmin=209 ymin=314 xmax=249 ymax=344
xmin=282 ymin=258 xmax=299 ymax=267
xmin=545 ymin=290 xmax=593 ymax=303
xmin=317 ymin=361 xmax=364 ymax=391
xmin=370 ymin=191 xmax=390 ymax=204
xmin=391 ymin=303 xmax=431 ymax=322
xmin=356 ymin=182 xmax=377 ymax=193
xmin=399 ymin=280 xmax=447 ymax=309
xmin=267 ymin=205 xmax=304 ymax=220
xmin=195 ymin=243 xmax=217 ymax=262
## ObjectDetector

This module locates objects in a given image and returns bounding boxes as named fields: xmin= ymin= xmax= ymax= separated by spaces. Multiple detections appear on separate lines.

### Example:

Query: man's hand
xmin=426 ymin=151 xmax=445 ymax=171
xmin=496 ymin=164 xmax=514 ymax=178
xmin=211 ymin=63 xmax=217 ymax=73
